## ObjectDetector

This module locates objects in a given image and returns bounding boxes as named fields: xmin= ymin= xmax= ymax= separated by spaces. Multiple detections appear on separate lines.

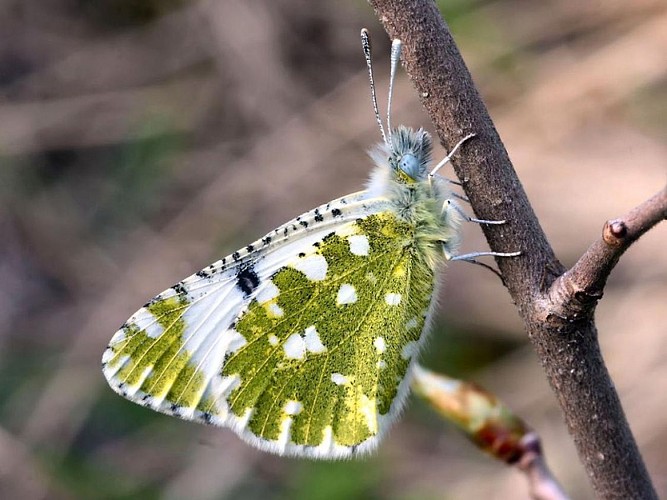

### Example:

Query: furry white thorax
xmin=366 ymin=126 xmax=462 ymax=265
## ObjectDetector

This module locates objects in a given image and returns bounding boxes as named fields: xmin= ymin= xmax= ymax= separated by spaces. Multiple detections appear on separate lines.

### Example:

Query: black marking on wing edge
xmin=197 ymin=263 xmax=218 ymax=278
xmin=323 ymin=231 xmax=336 ymax=242
xmin=236 ymin=266 xmax=260 ymax=296
xmin=172 ymin=282 xmax=187 ymax=296
xmin=332 ymin=208 xmax=342 ymax=217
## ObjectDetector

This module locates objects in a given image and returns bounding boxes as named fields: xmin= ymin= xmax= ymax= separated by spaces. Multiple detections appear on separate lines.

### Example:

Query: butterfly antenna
xmin=387 ymin=38 xmax=402 ymax=139
xmin=361 ymin=28 xmax=389 ymax=148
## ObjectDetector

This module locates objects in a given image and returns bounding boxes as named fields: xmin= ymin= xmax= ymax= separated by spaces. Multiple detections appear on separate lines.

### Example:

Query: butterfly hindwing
xmin=102 ymin=192 xmax=437 ymax=457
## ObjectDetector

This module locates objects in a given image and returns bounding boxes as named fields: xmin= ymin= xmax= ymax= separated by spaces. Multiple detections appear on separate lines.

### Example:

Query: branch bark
xmin=367 ymin=1 xmax=664 ymax=498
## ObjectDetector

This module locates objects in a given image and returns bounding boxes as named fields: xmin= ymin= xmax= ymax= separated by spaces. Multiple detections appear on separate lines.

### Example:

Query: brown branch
xmin=367 ymin=0 xmax=661 ymax=498
xmin=548 ymin=187 xmax=667 ymax=319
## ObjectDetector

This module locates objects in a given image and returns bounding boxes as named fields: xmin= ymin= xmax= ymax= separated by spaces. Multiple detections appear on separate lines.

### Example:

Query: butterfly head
xmin=387 ymin=126 xmax=433 ymax=184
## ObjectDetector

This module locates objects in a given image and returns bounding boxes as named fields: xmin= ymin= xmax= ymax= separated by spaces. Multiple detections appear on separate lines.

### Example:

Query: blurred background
xmin=0 ymin=0 xmax=665 ymax=498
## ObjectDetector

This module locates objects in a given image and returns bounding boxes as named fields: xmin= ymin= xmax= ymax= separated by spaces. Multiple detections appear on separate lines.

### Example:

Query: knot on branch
xmin=541 ymin=188 xmax=666 ymax=330
xmin=540 ymin=272 xmax=601 ymax=330
xmin=602 ymin=219 xmax=628 ymax=247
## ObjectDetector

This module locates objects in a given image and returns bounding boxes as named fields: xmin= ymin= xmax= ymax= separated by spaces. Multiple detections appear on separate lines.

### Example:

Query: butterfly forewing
xmin=102 ymin=193 xmax=436 ymax=457
xmin=102 ymin=26 xmax=473 ymax=459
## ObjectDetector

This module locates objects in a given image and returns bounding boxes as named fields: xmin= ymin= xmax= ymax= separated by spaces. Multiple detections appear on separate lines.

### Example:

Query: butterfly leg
xmin=450 ymin=250 xmax=521 ymax=262
xmin=428 ymin=134 xmax=476 ymax=202
xmin=446 ymin=189 xmax=470 ymax=204
xmin=440 ymin=197 xmax=520 ymax=282
xmin=429 ymin=133 xmax=476 ymax=177
xmin=443 ymin=199 xmax=508 ymax=225
xmin=449 ymin=250 xmax=520 ymax=284
xmin=446 ymin=199 xmax=521 ymax=261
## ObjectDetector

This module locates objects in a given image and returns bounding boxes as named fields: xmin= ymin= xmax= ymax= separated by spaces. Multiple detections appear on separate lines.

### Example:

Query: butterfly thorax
xmin=367 ymin=126 xmax=462 ymax=270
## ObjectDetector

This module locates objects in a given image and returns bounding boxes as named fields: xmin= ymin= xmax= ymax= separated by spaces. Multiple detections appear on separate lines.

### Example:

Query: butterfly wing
xmin=103 ymin=191 xmax=437 ymax=458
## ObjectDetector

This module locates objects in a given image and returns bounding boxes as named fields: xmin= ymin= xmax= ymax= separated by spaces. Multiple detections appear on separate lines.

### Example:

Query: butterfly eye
xmin=399 ymin=154 xmax=420 ymax=179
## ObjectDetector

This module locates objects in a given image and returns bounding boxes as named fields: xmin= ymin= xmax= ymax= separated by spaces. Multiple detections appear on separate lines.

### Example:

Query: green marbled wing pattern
xmin=102 ymin=196 xmax=439 ymax=458
xmin=102 ymin=194 xmax=377 ymax=417
xmin=208 ymin=211 xmax=436 ymax=457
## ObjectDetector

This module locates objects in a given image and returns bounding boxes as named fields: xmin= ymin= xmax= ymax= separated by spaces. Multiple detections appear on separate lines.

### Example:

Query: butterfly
xmin=102 ymin=29 xmax=517 ymax=459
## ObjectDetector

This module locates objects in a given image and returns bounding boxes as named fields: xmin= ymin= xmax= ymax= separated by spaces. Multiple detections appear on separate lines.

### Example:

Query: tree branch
xmin=367 ymin=1 xmax=662 ymax=498
xmin=549 ymin=187 xmax=667 ymax=319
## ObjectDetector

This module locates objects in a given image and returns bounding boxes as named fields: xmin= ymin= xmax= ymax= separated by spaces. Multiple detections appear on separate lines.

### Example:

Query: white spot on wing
xmin=304 ymin=325 xmax=326 ymax=353
xmin=373 ymin=336 xmax=386 ymax=353
xmin=225 ymin=328 xmax=247 ymax=353
xmin=268 ymin=303 xmax=284 ymax=317
xmin=406 ymin=317 xmax=418 ymax=329
xmin=284 ymin=333 xmax=306 ymax=360
xmin=359 ymin=394 xmax=378 ymax=434
xmin=291 ymin=254 xmax=328 ymax=281
xmin=284 ymin=400 xmax=303 ymax=415
xmin=134 ymin=309 xmax=163 ymax=339
xmin=256 ymin=281 xmax=279 ymax=303
xmin=331 ymin=373 xmax=347 ymax=385
xmin=277 ymin=415 xmax=293 ymax=452
xmin=268 ymin=335 xmax=279 ymax=346
xmin=336 ymin=284 xmax=357 ymax=305
xmin=377 ymin=360 xmax=387 ymax=369
xmin=317 ymin=425 xmax=335 ymax=455
xmin=385 ymin=293 xmax=401 ymax=306
xmin=123 ymin=366 xmax=153 ymax=396
xmin=212 ymin=374 xmax=241 ymax=402
xmin=348 ymin=234 xmax=370 ymax=256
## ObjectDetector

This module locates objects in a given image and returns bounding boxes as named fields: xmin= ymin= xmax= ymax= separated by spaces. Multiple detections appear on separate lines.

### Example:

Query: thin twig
xmin=548 ymin=187 xmax=667 ymax=319
xmin=516 ymin=433 xmax=569 ymax=500
xmin=412 ymin=365 xmax=570 ymax=500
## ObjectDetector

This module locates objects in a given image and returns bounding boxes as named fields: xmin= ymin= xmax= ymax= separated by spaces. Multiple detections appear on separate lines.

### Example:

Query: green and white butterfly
xmin=102 ymin=29 xmax=517 ymax=459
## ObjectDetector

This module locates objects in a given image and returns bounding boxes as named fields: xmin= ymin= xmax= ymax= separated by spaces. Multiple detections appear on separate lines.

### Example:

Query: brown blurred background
xmin=0 ymin=1 xmax=665 ymax=498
